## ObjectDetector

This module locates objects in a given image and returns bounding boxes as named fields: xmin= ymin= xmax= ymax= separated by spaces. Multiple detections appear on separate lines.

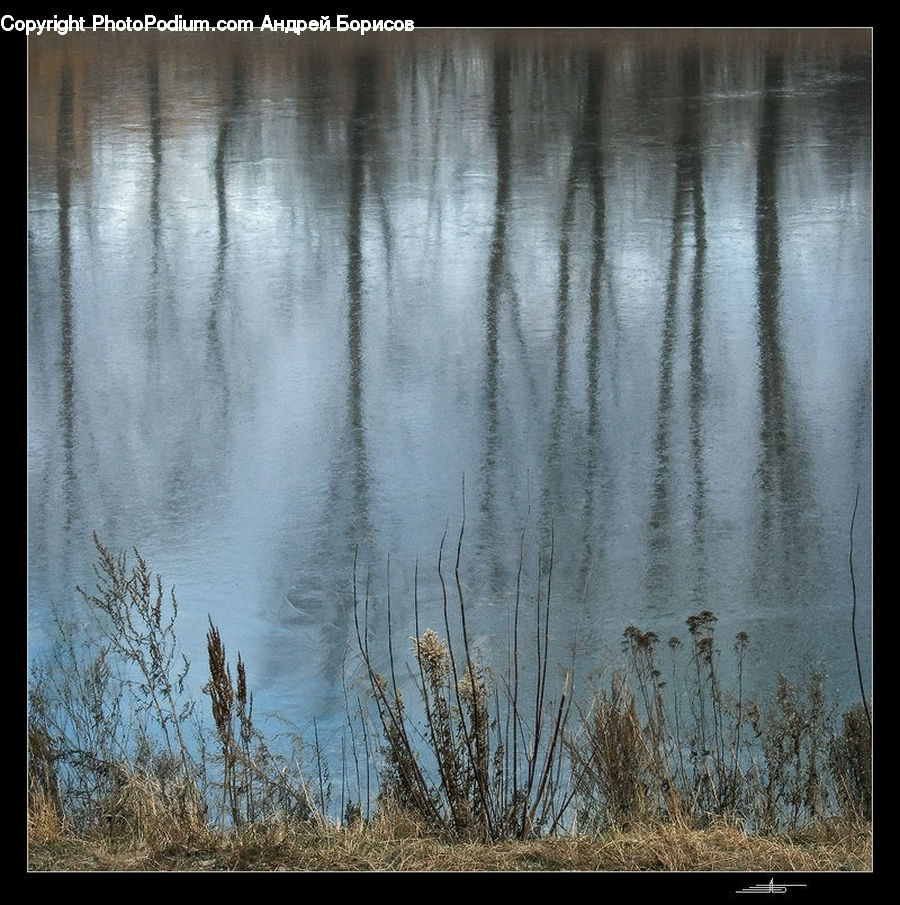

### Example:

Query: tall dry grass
xmin=28 ymin=534 xmax=871 ymax=860
xmin=352 ymin=514 xmax=572 ymax=842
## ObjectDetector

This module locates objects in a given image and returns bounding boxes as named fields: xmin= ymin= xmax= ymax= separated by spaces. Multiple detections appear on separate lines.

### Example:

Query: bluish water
xmin=28 ymin=28 xmax=872 ymax=751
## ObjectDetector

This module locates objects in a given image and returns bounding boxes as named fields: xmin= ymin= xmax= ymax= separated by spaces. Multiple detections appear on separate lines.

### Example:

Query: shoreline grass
xmin=28 ymin=816 xmax=871 ymax=872
xmin=28 ymin=536 xmax=872 ymax=872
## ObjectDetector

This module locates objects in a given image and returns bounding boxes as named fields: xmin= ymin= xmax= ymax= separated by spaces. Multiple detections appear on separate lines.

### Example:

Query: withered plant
xmin=76 ymin=534 xmax=197 ymax=796
xmin=28 ymin=537 xmax=206 ymax=838
xmin=829 ymin=701 xmax=872 ymax=823
xmin=28 ymin=528 xmax=871 ymax=851
xmin=353 ymin=504 xmax=572 ymax=842
xmin=204 ymin=619 xmax=317 ymax=829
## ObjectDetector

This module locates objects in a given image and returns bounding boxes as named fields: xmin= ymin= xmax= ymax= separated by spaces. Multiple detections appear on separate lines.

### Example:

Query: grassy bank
xmin=28 ymin=536 xmax=872 ymax=871
xmin=28 ymin=816 xmax=871 ymax=871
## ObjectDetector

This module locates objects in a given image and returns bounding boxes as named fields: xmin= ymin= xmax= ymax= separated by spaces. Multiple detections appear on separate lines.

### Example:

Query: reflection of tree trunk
xmin=579 ymin=53 xmax=607 ymax=601
xmin=345 ymin=53 xmax=377 ymax=545
xmin=535 ymin=51 xmax=610 ymax=603
xmin=56 ymin=67 xmax=76 ymax=529
xmin=755 ymin=50 xmax=805 ymax=587
xmin=147 ymin=59 xmax=162 ymax=348
xmin=207 ymin=58 xmax=248 ymax=404
xmin=544 ymin=102 xmax=574 ymax=537
xmin=648 ymin=172 xmax=684 ymax=594
xmin=756 ymin=52 xmax=787 ymax=504
xmin=148 ymin=60 xmax=162 ymax=277
xmin=647 ymin=214 xmax=681 ymax=595
xmin=684 ymin=51 xmax=708 ymax=603
xmin=314 ymin=51 xmax=381 ymax=571
xmin=545 ymin=56 xmax=606 ymax=497
xmin=425 ymin=49 xmax=452 ymax=240
xmin=647 ymin=49 xmax=706 ymax=602
xmin=479 ymin=48 xmax=511 ymax=577
xmin=285 ymin=53 xmax=380 ymax=694
xmin=309 ymin=51 xmax=379 ymax=687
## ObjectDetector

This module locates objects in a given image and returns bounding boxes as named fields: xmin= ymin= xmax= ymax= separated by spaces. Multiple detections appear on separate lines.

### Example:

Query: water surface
xmin=27 ymin=28 xmax=872 ymax=745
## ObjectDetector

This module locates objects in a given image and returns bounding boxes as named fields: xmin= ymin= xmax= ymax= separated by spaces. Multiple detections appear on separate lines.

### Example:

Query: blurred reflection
xmin=577 ymin=52 xmax=608 ymax=602
xmin=207 ymin=57 xmax=249 ymax=410
xmin=479 ymin=48 xmax=512 ymax=588
xmin=56 ymin=65 xmax=76 ymax=530
xmin=754 ymin=49 xmax=810 ymax=597
xmin=647 ymin=48 xmax=707 ymax=602
xmin=684 ymin=49 xmax=708 ymax=605
xmin=302 ymin=51 xmax=381 ymax=686
xmin=147 ymin=60 xmax=162 ymax=293
xmin=342 ymin=52 xmax=377 ymax=551
xmin=27 ymin=31 xmax=871 ymax=729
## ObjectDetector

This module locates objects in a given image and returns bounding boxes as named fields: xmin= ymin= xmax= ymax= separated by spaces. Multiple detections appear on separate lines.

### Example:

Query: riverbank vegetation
xmin=27 ymin=536 xmax=871 ymax=871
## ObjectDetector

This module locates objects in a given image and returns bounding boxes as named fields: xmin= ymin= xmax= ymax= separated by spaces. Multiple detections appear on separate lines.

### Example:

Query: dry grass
xmin=28 ymin=818 xmax=871 ymax=872
xmin=29 ymin=539 xmax=873 ymax=872
xmin=27 ymin=787 xmax=65 ymax=847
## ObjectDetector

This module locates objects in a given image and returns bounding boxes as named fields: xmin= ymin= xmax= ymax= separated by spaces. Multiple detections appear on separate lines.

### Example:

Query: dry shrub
xmin=370 ymin=798 xmax=437 ymax=840
xmin=354 ymin=522 xmax=572 ymax=842
xmin=28 ymin=786 xmax=65 ymax=846
xmin=95 ymin=763 xmax=208 ymax=847
xmin=28 ymin=724 xmax=65 ymax=844
xmin=569 ymin=678 xmax=654 ymax=830
xmin=829 ymin=701 xmax=872 ymax=822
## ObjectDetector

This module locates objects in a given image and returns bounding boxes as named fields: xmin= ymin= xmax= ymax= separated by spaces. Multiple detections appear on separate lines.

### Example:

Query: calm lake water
xmin=28 ymin=29 xmax=871 ymax=749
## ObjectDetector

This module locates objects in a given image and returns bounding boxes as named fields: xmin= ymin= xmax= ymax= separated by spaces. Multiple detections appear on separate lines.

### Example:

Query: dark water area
xmin=27 ymin=29 xmax=872 ymax=751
